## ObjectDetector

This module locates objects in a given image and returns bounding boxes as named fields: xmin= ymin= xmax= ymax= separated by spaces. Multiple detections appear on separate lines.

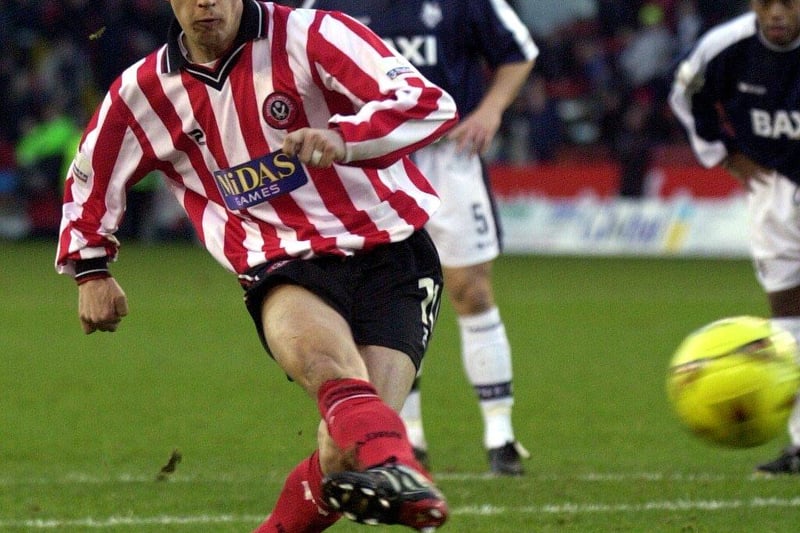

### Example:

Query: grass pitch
xmin=2 ymin=240 xmax=798 ymax=532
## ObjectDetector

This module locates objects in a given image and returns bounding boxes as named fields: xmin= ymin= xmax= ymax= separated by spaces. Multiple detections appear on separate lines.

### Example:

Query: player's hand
xmin=721 ymin=152 xmax=771 ymax=189
xmin=78 ymin=277 xmax=129 ymax=334
xmin=447 ymin=106 xmax=502 ymax=155
xmin=283 ymin=128 xmax=346 ymax=168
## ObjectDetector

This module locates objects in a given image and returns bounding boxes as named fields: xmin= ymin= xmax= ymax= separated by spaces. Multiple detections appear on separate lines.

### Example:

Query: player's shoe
xmin=756 ymin=445 xmax=800 ymax=474
xmin=488 ymin=441 xmax=530 ymax=476
xmin=322 ymin=463 xmax=448 ymax=531
xmin=413 ymin=447 xmax=431 ymax=470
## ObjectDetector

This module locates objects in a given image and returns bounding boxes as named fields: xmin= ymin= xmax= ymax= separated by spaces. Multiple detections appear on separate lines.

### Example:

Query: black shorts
xmin=240 ymin=230 xmax=443 ymax=370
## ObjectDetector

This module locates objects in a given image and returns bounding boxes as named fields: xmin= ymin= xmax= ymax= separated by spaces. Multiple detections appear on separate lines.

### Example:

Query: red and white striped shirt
xmin=56 ymin=0 xmax=457 ymax=276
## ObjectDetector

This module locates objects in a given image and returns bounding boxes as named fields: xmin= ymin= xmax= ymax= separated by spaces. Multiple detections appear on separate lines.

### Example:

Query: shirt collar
xmin=163 ymin=0 xmax=268 ymax=74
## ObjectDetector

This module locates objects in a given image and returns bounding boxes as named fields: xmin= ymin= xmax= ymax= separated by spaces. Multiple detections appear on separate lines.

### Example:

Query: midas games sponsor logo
xmin=213 ymin=150 xmax=307 ymax=210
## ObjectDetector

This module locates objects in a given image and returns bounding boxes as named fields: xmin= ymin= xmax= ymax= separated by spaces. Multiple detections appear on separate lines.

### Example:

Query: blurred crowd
xmin=502 ymin=0 xmax=747 ymax=195
xmin=0 ymin=0 xmax=748 ymax=240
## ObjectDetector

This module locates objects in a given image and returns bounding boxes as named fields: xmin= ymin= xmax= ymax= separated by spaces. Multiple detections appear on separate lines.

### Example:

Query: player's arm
xmin=448 ymin=59 xmax=534 ymax=155
xmin=56 ymin=89 xmax=144 ymax=333
xmin=721 ymin=151 xmax=771 ymax=189
xmin=56 ymin=85 xmax=151 ymax=274
xmin=306 ymin=11 xmax=458 ymax=168
xmin=78 ymin=276 xmax=129 ymax=334
xmin=451 ymin=0 xmax=537 ymax=155
xmin=71 ymin=257 xmax=128 ymax=334
xmin=669 ymin=58 xmax=731 ymax=169
xmin=670 ymin=57 xmax=769 ymax=188
xmin=667 ymin=16 xmax=759 ymax=171
xmin=282 ymin=127 xmax=345 ymax=168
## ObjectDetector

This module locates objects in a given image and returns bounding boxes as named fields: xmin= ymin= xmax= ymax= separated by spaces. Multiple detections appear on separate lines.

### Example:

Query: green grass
xmin=2 ymin=240 xmax=797 ymax=532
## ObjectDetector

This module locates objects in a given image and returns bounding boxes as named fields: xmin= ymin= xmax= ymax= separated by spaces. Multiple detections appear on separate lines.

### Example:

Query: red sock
xmin=253 ymin=451 xmax=340 ymax=533
xmin=317 ymin=378 xmax=418 ymax=470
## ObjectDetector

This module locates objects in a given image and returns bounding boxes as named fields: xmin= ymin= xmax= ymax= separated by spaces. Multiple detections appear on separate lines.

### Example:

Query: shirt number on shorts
xmin=418 ymin=277 xmax=441 ymax=346
xmin=472 ymin=203 xmax=490 ymax=235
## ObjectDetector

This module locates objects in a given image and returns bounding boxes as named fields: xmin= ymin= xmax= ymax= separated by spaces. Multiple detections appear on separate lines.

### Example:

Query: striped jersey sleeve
xmin=304 ymin=10 xmax=459 ymax=167
xmin=304 ymin=0 xmax=538 ymax=116
xmin=56 ymin=1 xmax=458 ymax=277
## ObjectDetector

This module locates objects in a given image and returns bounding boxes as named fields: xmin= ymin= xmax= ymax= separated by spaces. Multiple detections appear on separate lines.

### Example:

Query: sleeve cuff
xmin=74 ymin=257 xmax=111 ymax=285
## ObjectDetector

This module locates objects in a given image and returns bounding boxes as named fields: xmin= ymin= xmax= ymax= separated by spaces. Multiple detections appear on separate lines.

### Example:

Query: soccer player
xmin=669 ymin=0 xmax=800 ymax=474
xmin=56 ymin=0 xmax=459 ymax=530
xmin=303 ymin=0 xmax=537 ymax=476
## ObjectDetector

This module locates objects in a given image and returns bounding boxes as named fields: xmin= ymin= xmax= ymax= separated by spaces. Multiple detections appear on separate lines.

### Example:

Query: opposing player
xmin=304 ymin=0 xmax=537 ymax=475
xmin=56 ymin=0 xmax=459 ymax=530
xmin=669 ymin=0 xmax=800 ymax=474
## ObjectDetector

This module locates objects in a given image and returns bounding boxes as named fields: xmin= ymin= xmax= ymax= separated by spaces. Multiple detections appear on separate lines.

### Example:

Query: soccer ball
xmin=666 ymin=316 xmax=800 ymax=448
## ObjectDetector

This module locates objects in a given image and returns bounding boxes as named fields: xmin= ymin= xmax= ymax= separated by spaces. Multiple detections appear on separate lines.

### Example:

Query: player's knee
xmin=297 ymin=356 xmax=364 ymax=395
xmin=273 ymin=335 xmax=366 ymax=392
xmin=446 ymin=273 xmax=494 ymax=314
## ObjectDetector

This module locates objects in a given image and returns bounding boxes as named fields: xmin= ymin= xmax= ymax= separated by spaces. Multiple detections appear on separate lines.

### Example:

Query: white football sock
xmin=400 ymin=381 xmax=427 ymax=450
xmin=459 ymin=307 xmax=516 ymax=449
xmin=771 ymin=317 xmax=800 ymax=446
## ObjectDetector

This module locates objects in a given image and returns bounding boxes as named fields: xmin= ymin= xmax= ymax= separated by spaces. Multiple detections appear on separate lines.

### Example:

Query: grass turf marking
xmin=3 ymin=498 xmax=800 ymax=528
xmin=0 ymin=470 xmax=772 ymax=486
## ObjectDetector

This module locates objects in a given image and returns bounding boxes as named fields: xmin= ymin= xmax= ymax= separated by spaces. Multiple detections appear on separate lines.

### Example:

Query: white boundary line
xmin=2 ymin=498 xmax=800 ymax=529
xmin=0 ymin=472 xmax=794 ymax=529
xmin=0 ymin=471 xmax=778 ymax=486
xmin=0 ymin=515 xmax=265 ymax=529
xmin=455 ymin=497 xmax=800 ymax=515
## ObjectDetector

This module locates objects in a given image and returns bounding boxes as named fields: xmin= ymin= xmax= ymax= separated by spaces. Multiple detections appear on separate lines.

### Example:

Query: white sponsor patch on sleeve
xmin=71 ymin=151 xmax=93 ymax=184
xmin=381 ymin=57 xmax=414 ymax=80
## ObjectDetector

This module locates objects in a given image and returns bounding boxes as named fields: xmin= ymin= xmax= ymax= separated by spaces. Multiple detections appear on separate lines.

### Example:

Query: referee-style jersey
xmin=304 ymin=0 xmax=538 ymax=116
xmin=670 ymin=12 xmax=800 ymax=184
xmin=56 ymin=0 xmax=457 ymax=276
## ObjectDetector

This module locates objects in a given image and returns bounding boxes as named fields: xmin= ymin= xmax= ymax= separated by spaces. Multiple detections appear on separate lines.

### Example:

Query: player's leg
xmin=320 ymin=231 xmax=449 ymax=529
xmin=756 ymin=283 xmax=800 ymax=474
xmin=248 ymin=260 xmax=436 ymax=531
xmin=763 ymin=285 xmax=800 ymax=470
xmin=253 ymin=447 xmax=341 ymax=533
xmin=417 ymin=141 xmax=527 ymax=475
xmin=317 ymin=343 xmax=419 ymax=473
xmin=319 ymin=344 xmax=447 ymax=530
xmin=252 ymin=282 xmax=365 ymax=532
xmin=265 ymin=283 xmax=423 ymax=470
xmin=745 ymin=175 xmax=800 ymax=474
xmin=399 ymin=373 xmax=428 ymax=467
xmin=443 ymin=261 xmax=529 ymax=475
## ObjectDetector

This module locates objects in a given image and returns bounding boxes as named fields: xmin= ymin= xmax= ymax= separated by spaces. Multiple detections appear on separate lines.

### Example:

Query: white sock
xmin=459 ymin=307 xmax=516 ymax=449
xmin=400 ymin=379 xmax=427 ymax=450
xmin=771 ymin=317 xmax=800 ymax=446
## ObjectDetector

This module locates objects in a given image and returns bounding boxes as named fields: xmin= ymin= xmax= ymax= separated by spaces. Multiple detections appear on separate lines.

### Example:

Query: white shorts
xmin=413 ymin=140 xmax=500 ymax=268
xmin=748 ymin=172 xmax=800 ymax=292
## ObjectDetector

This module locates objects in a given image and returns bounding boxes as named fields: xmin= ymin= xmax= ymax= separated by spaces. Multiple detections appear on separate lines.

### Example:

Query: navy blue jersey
xmin=304 ymin=0 xmax=537 ymax=115
xmin=670 ymin=12 xmax=800 ymax=184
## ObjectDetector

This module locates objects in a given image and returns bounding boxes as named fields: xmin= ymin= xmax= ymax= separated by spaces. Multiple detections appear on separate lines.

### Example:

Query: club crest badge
xmin=420 ymin=1 xmax=442 ymax=29
xmin=263 ymin=92 xmax=298 ymax=130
